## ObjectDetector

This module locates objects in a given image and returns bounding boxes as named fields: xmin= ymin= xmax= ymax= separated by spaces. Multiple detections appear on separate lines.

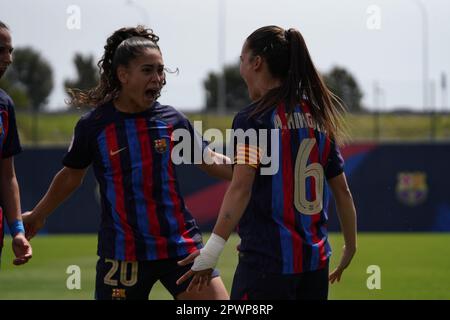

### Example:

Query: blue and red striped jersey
xmin=0 ymin=89 xmax=22 ymax=251
xmin=63 ymin=101 xmax=204 ymax=261
xmin=231 ymin=101 xmax=344 ymax=274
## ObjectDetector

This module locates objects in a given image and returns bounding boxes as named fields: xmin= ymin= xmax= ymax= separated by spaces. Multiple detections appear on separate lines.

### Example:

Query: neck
xmin=256 ymin=74 xmax=282 ymax=99
xmin=114 ymin=93 xmax=153 ymax=113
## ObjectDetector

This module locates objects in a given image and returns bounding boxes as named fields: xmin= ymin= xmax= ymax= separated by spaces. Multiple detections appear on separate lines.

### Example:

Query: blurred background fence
xmin=15 ymin=110 xmax=450 ymax=146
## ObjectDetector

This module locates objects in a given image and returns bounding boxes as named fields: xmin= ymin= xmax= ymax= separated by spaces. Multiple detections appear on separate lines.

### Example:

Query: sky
xmin=2 ymin=0 xmax=450 ymax=112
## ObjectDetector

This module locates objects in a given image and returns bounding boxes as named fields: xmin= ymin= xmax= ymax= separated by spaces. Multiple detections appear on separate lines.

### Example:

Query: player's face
xmin=119 ymin=48 xmax=165 ymax=109
xmin=239 ymin=42 xmax=259 ymax=101
xmin=0 ymin=28 xmax=13 ymax=79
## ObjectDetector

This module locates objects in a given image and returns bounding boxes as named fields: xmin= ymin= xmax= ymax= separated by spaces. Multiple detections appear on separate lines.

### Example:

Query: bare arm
xmin=23 ymin=166 xmax=87 ymax=239
xmin=0 ymin=157 xmax=22 ymax=225
xmin=0 ymin=157 xmax=32 ymax=265
xmin=328 ymin=172 xmax=357 ymax=283
xmin=211 ymin=164 xmax=255 ymax=240
xmin=197 ymin=148 xmax=233 ymax=181
xmin=176 ymin=164 xmax=255 ymax=290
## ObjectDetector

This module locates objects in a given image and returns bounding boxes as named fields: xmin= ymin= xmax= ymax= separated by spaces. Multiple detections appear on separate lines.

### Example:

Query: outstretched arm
xmin=0 ymin=157 xmax=32 ymax=265
xmin=197 ymin=148 xmax=232 ymax=181
xmin=327 ymin=172 xmax=357 ymax=283
xmin=177 ymin=164 xmax=255 ymax=291
xmin=22 ymin=166 xmax=87 ymax=239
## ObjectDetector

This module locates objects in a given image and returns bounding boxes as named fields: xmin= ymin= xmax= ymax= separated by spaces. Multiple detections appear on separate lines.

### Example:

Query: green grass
xmin=15 ymin=112 xmax=450 ymax=145
xmin=1 ymin=233 xmax=449 ymax=300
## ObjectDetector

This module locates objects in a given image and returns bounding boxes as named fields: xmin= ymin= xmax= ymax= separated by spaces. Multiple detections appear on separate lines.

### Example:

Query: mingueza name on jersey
xmin=273 ymin=112 xmax=325 ymax=131
xmin=176 ymin=304 xmax=274 ymax=317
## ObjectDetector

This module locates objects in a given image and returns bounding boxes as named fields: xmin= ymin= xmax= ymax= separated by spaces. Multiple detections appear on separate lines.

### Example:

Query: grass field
xmin=1 ymin=233 xmax=449 ymax=300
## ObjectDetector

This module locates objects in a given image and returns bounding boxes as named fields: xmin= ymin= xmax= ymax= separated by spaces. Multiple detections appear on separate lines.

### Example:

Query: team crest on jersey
xmin=111 ymin=288 xmax=126 ymax=300
xmin=396 ymin=172 xmax=428 ymax=206
xmin=154 ymin=138 xmax=168 ymax=153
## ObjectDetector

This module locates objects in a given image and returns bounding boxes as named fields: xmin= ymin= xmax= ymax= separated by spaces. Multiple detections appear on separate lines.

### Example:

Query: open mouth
xmin=145 ymin=88 xmax=161 ymax=100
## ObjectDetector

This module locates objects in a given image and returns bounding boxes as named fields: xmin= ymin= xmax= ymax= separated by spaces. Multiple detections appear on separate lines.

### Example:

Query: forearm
xmin=212 ymin=185 xmax=251 ymax=241
xmin=335 ymin=191 xmax=357 ymax=250
xmin=0 ymin=175 xmax=22 ymax=224
xmin=190 ymin=184 xmax=251 ymax=271
xmin=198 ymin=150 xmax=232 ymax=181
xmin=33 ymin=169 xmax=82 ymax=220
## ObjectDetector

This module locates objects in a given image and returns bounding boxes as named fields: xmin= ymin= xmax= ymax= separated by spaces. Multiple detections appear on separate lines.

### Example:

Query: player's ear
xmin=252 ymin=55 xmax=263 ymax=71
xmin=117 ymin=65 xmax=129 ymax=85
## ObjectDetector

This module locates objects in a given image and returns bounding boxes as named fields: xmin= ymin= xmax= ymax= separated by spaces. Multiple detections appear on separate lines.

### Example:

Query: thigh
xmin=176 ymin=277 xmax=229 ymax=300
xmin=295 ymin=265 xmax=329 ymax=300
xmin=231 ymin=262 xmax=296 ymax=300
xmin=158 ymin=256 xmax=226 ymax=299
xmin=95 ymin=257 xmax=155 ymax=300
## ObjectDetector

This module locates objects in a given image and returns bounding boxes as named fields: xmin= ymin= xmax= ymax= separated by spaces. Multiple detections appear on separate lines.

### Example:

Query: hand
xmin=329 ymin=245 xmax=356 ymax=284
xmin=176 ymin=250 xmax=214 ymax=292
xmin=22 ymin=211 xmax=46 ymax=240
xmin=12 ymin=233 xmax=33 ymax=266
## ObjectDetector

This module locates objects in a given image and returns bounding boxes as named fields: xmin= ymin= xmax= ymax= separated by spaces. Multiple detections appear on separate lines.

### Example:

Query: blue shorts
xmin=230 ymin=255 xmax=329 ymax=300
xmin=95 ymin=256 xmax=220 ymax=300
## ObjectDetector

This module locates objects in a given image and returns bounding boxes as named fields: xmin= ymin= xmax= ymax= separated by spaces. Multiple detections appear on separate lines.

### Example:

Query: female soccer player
xmin=23 ymin=26 xmax=229 ymax=300
xmin=177 ymin=25 xmax=357 ymax=300
xmin=0 ymin=20 xmax=32 ymax=267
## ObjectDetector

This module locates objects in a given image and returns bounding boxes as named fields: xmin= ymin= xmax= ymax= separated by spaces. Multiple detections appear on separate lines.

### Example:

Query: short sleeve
xmin=174 ymin=114 xmax=209 ymax=164
xmin=62 ymin=118 xmax=92 ymax=169
xmin=325 ymin=140 xmax=344 ymax=180
xmin=1 ymin=102 xmax=22 ymax=158
xmin=231 ymin=113 xmax=263 ymax=169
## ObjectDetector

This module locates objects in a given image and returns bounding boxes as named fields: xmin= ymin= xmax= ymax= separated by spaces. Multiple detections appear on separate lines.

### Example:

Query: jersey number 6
xmin=294 ymin=138 xmax=324 ymax=215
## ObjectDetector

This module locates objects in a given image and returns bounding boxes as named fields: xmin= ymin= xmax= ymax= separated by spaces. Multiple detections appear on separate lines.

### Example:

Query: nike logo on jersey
xmin=110 ymin=147 xmax=127 ymax=156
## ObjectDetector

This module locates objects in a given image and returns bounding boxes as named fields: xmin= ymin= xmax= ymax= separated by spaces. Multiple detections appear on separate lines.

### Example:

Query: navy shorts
xmin=231 ymin=256 xmax=329 ymax=300
xmin=95 ymin=256 xmax=220 ymax=300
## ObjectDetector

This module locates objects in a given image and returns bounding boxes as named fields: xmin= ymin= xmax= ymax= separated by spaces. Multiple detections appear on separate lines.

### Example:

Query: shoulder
xmin=153 ymin=102 xmax=190 ymax=126
xmin=0 ymin=88 xmax=14 ymax=111
xmin=77 ymin=101 xmax=113 ymax=126
xmin=234 ymin=102 xmax=257 ymax=120
xmin=233 ymin=102 xmax=268 ymax=129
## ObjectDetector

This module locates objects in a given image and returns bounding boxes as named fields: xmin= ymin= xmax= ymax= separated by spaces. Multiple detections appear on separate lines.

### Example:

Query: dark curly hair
xmin=67 ymin=25 xmax=164 ymax=107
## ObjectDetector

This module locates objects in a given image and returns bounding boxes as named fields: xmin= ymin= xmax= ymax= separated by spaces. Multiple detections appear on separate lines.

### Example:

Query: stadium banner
xmin=6 ymin=143 xmax=450 ymax=234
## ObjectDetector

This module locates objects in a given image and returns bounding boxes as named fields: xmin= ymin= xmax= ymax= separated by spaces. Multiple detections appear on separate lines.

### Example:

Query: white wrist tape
xmin=191 ymin=233 xmax=226 ymax=271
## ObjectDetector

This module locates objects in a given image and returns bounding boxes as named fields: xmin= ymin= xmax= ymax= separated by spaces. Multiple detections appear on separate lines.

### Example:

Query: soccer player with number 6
xmin=177 ymin=25 xmax=357 ymax=300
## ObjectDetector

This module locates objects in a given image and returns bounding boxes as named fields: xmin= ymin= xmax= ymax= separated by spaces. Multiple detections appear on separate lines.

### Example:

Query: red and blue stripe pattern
xmin=271 ymin=102 xmax=332 ymax=273
xmin=0 ymin=110 xmax=9 ymax=158
xmin=156 ymin=121 xmax=198 ymax=257
xmin=96 ymin=118 xmax=200 ymax=261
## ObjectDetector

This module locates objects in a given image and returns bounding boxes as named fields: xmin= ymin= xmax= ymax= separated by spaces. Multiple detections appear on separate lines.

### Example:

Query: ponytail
xmin=247 ymin=26 xmax=348 ymax=145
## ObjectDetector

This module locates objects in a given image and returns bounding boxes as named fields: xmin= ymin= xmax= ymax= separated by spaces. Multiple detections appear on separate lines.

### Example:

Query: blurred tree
xmin=0 ymin=77 xmax=30 ymax=109
xmin=204 ymin=61 xmax=251 ymax=112
xmin=204 ymin=63 xmax=364 ymax=113
xmin=6 ymin=47 xmax=53 ymax=144
xmin=6 ymin=47 xmax=53 ymax=111
xmin=323 ymin=66 xmax=364 ymax=112
xmin=64 ymin=53 xmax=98 ymax=98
